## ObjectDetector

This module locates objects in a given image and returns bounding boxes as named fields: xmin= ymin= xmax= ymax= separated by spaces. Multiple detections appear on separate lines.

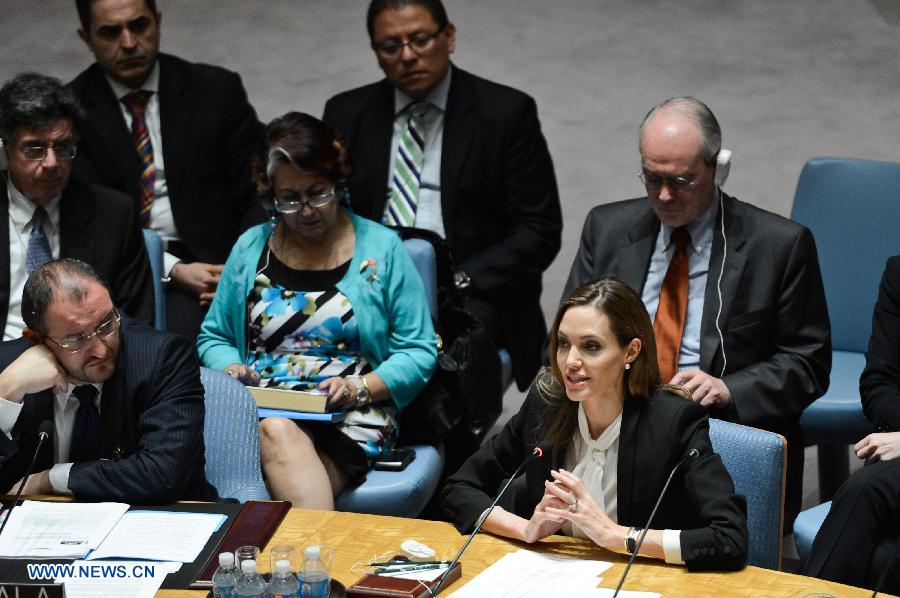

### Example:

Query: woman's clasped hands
xmin=523 ymin=468 xmax=627 ymax=549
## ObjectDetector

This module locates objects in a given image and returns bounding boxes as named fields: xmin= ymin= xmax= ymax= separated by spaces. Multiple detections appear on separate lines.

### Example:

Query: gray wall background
xmin=3 ymin=0 xmax=898 ymax=323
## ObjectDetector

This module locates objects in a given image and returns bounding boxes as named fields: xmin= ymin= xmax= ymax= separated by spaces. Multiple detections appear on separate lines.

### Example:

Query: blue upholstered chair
xmin=200 ymin=367 xmax=270 ymax=502
xmin=790 ymin=157 xmax=900 ymax=500
xmin=141 ymin=228 xmax=166 ymax=331
xmin=709 ymin=419 xmax=786 ymax=570
xmin=332 ymin=238 xmax=445 ymax=517
xmin=793 ymin=501 xmax=832 ymax=563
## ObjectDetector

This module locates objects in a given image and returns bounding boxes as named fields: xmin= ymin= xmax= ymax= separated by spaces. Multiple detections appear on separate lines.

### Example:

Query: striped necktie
xmin=121 ymin=90 xmax=156 ymax=228
xmin=26 ymin=206 xmax=52 ymax=274
xmin=384 ymin=101 xmax=428 ymax=227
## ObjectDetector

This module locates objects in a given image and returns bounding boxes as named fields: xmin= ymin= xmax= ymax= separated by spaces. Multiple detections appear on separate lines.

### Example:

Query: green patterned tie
xmin=384 ymin=102 xmax=428 ymax=227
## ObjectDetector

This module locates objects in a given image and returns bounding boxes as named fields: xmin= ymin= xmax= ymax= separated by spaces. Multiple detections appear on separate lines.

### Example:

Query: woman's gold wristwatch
xmin=355 ymin=376 xmax=371 ymax=406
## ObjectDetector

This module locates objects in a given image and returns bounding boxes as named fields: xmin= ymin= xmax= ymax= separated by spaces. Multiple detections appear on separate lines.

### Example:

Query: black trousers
xmin=804 ymin=458 xmax=900 ymax=593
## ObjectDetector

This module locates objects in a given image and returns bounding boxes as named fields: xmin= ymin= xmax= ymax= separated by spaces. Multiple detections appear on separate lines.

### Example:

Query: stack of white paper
xmin=448 ymin=549 xmax=661 ymax=598
xmin=55 ymin=560 xmax=182 ymax=598
xmin=0 ymin=501 xmax=129 ymax=559
xmin=86 ymin=510 xmax=227 ymax=563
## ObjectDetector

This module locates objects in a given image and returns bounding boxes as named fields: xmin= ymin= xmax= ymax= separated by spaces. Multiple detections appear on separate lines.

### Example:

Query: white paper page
xmin=0 ymin=501 xmax=129 ymax=558
xmin=448 ymin=549 xmax=613 ymax=598
xmin=86 ymin=510 xmax=226 ymax=563
xmin=55 ymin=560 xmax=182 ymax=598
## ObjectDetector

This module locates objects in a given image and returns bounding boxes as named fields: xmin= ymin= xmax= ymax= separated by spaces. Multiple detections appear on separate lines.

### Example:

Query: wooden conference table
xmin=156 ymin=508 xmax=887 ymax=598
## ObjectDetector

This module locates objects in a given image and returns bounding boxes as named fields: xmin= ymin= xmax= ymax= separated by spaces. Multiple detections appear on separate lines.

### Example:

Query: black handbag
xmin=394 ymin=227 xmax=503 ymax=457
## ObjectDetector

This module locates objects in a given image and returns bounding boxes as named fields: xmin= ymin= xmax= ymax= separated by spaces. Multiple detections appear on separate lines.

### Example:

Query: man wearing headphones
xmin=563 ymin=97 xmax=831 ymax=527
xmin=0 ymin=72 xmax=153 ymax=337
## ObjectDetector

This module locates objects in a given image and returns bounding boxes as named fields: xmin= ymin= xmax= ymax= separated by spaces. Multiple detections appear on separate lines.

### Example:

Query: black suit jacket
xmin=563 ymin=194 xmax=831 ymax=525
xmin=564 ymin=194 xmax=831 ymax=433
xmin=0 ymin=317 xmax=214 ymax=503
xmin=323 ymin=67 xmax=563 ymax=388
xmin=0 ymin=177 xmax=153 ymax=325
xmin=68 ymin=53 xmax=266 ymax=264
xmin=441 ymin=386 xmax=748 ymax=571
xmin=860 ymin=255 xmax=900 ymax=431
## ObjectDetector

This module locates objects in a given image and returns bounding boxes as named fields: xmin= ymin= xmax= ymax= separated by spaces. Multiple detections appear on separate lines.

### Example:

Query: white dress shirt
xmin=563 ymin=403 xmax=684 ymax=564
xmin=106 ymin=65 xmax=181 ymax=275
xmin=5 ymin=180 xmax=61 ymax=340
xmin=0 ymin=381 xmax=103 ymax=495
xmin=388 ymin=66 xmax=452 ymax=237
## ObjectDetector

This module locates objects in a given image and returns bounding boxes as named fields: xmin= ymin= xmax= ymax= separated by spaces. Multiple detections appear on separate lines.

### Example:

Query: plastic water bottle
xmin=212 ymin=552 xmax=239 ymax=598
xmin=268 ymin=559 xmax=299 ymax=598
xmin=235 ymin=558 xmax=267 ymax=598
xmin=299 ymin=546 xmax=330 ymax=598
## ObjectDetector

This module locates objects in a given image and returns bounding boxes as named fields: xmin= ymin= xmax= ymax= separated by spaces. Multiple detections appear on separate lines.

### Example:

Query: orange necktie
xmin=654 ymin=227 xmax=690 ymax=382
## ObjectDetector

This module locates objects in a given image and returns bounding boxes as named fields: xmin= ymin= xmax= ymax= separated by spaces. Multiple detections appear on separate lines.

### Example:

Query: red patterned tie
xmin=121 ymin=91 xmax=155 ymax=227
xmin=654 ymin=227 xmax=690 ymax=383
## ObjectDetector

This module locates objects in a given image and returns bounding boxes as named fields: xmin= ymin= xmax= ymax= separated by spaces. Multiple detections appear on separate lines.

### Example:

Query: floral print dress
xmin=246 ymin=248 xmax=397 ymax=462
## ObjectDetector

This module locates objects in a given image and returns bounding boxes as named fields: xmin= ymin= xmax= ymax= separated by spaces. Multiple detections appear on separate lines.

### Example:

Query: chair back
xmin=141 ymin=229 xmax=166 ymax=331
xmin=402 ymin=237 xmax=438 ymax=320
xmin=200 ymin=367 xmax=270 ymax=502
xmin=791 ymin=157 xmax=900 ymax=352
xmin=709 ymin=419 xmax=786 ymax=570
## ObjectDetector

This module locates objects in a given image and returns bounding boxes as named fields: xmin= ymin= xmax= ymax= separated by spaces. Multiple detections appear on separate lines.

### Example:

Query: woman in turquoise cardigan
xmin=197 ymin=112 xmax=436 ymax=508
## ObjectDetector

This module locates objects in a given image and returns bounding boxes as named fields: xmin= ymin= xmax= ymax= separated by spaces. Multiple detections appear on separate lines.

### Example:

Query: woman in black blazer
xmin=441 ymin=279 xmax=747 ymax=571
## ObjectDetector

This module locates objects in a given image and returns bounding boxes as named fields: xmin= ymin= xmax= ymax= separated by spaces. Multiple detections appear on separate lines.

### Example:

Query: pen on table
xmin=374 ymin=563 xmax=450 ymax=574
xmin=369 ymin=560 xmax=451 ymax=567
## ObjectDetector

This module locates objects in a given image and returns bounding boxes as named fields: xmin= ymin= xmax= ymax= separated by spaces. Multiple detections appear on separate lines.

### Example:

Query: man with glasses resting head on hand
xmin=563 ymin=97 xmax=830 ymax=528
xmin=0 ymin=258 xmax=214 ymax=503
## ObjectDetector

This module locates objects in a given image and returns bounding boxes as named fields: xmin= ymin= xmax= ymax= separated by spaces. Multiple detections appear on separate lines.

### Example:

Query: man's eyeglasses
xmin=19 ymin=142 xmax=78 ymax=161
xmin=272 ymin=186 xmax=337 ymax=214
xmin=373 ymin=27 xmax=445 ymax=58
xmin=45 ymin=309 xmax=121 ymax=353
xmin=638 ymin=171 xmax=699 ymax=194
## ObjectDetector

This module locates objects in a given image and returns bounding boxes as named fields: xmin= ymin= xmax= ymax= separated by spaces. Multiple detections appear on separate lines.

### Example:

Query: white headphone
xmin=714 ymin=148 xmax=732 ymax=188
xmin=713 ymin=148 xmax=732 ymax=377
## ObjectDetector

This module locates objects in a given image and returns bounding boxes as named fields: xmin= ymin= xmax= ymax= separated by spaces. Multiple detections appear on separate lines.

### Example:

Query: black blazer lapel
xmin=100 ymin=362 xmax=129 ymax=460
xmin=353 ymin=81 xmax=394 ymax=219
xmin=80 ymin=67 xmax=142 ymax=199
xmin=613 ymin=209 xmax=659 ymax=294
xmin=439 ymin=67 xmax=476 ymax=240
xmin=0 ymin=178 xmax=11 ymax=326
xmin=12 ymin=389 xmax=55 ymax=473
xmin=157 ymin=55 xmax=191 ymax=213
xmin=615 ymin=398 xmax=641 ymax=525
xmin=699 ymin=195 xmax=748 ymax=373
xmin=59 ymin=181 xmax=93 ymax=263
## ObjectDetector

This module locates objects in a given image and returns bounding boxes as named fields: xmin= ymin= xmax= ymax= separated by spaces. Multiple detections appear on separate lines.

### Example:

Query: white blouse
xmin=563 ymin=403 xmax=684 ymax=564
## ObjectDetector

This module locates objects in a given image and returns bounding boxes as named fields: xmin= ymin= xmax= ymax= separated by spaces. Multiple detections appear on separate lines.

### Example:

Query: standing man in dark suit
xmin=68 ymin=0 xmax=266 ymax=340
xmin=563 ymin=97 xmax=831 ymax=526
xmin=0 ymin=72 xmax=153 ymax=335
xmin=805 ymin=256 xmax=900 ymax=593
xmin=323 ymin=0 xmax=562 ymax=390
xmin=0 ymin=259 xmax=213 ymax=503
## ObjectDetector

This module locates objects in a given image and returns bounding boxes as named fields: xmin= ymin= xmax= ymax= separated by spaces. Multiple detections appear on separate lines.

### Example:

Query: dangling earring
xmin=624 ymin=363 xmax=631 ymax=371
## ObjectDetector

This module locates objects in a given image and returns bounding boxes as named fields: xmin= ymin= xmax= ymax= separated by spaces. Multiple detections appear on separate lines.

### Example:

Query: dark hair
xmin=639 ymin=96 xmax=722 ymax=163
xmin=75 ymin=0 xmax=159 ymax=30
xmin=0 ymin=72 xmax=86 ymax=144
xmin=366 ymin=0 xmax=449 ymax=39
xmin=253 ymin=112 xmax=351 ymax=204
xmin=23 ymin=259 xmax=110 ymax=336
xmin=538 ymin=278 xmax=686 ymax=453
